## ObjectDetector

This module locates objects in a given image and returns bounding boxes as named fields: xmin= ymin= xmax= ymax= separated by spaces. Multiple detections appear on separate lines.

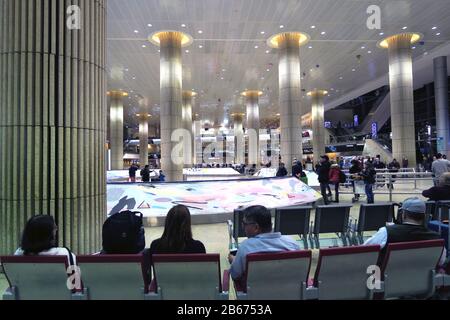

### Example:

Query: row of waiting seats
xmin=2 ymin=240 xmax=449 ymax=300
xmin=229 ymin=201 xmax=450 ymax=250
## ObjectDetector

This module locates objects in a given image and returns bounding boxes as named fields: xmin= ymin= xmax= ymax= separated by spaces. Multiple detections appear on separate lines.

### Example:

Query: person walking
xmin=329 ymin=163 xmax=342 ymax=203
xmin=432 ymin=153 xmax=450 ymax=186
xmin=316 ymin=155 xmax=332 ymax=205
xmin=359 ymin=161 xmax=377 ymax=204
xmin=140 ymin=165 xmax=151 ymax=183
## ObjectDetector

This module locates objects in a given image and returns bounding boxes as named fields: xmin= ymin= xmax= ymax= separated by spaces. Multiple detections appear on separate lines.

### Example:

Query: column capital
xmin=241 ymin=90 xmax=263 ymax=98
xmin=149 ymin=30 xmax=193 ymax=47
xmin=136 ymin=113 xmax=152 ymax=119
xmin=307 ymin=90 xmax=329 ymax=98
xmin=267 ymin=32 xmax=310 ymax=49
xmin=231 ymin=113 xmax=246 ymax=122
xmin=182 ymin=90 xmax=197 ymax=99
xmin=107 ymin=90 xmax=128 ymax=98
xmin=378 ymin=32 xmax=422 ymax=49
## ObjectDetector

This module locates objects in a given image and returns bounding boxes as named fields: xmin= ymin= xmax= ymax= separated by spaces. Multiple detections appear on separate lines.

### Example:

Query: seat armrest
xmin=222 ymin=270 xmax=230 ymax=292
xmin=2 ymin=287 xmax=16 ymax=300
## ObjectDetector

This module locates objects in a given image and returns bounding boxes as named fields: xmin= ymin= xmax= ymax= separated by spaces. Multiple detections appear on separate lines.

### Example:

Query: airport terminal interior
xmin=1 ymin=0 xmax=450 ymax=301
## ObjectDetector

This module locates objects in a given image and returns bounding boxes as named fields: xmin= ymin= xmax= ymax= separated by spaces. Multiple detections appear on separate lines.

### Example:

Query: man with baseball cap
xmin=365 ymin=197 xmax=446 ymax=266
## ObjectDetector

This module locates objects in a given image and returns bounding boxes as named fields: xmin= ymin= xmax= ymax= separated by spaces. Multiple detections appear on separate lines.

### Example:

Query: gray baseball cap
xmin=400 ymin=197 xmax=426 ymax=215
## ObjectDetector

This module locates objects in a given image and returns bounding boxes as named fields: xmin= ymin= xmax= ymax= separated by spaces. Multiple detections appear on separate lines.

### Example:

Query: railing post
xmin=389 ymin=176 xmax=393 ymax=202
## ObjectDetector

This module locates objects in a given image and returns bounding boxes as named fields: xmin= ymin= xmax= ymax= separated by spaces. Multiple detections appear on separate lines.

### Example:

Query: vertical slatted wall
xmin=0 ymin=0 xmax=107 ymax=255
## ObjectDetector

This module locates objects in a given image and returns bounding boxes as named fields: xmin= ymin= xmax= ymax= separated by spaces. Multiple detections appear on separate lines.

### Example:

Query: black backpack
xmin=102 ymin=211 xmax=145 ymax=254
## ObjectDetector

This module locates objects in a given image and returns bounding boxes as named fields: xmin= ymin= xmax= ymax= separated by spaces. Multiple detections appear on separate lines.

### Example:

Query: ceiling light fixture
xmin=432 ymin=26 xmax=437 ymax=30
xmin=361 ymin=46 xmax=366 ymax=49
xmin=402 ymin=26 xmax=408 ymax=30
xmin=147 ymin=24 xmax=152 ymax=27
xmin=260 ymin=31 xmax=265 ymax=35
xmin=185 ymin=50 xmax=189 ymax=53
xmin=134 ymin=30 xmax=139 ymax=33
xmin=198 ymin=30 xmax=203 ymax=34
xmin=181 ymin=24 xmax=186 ymax=28
xmin=142 ymin=45 xmax=147 ymax=48
xmin=308 ymin=46 xmax=312 ymax=49
xmin=436 ymin=32 xmax=441 ymax=36
xmin=266 ymin=50 xmax=270 ymax=54
xmin=255 ymin=45 xmax=259 ymax=49
xmin=199 ymin=45 xmax=203 ymax=48
xmin=280 ymin=25 xmax=284 ymax=29
xmin=321 ymin=31 xmax=326 ymax=35
xmin=379 ymin=32 xmax=384 ymax=36
xmin=368 ymin=50 xmax=372 ymax=53
xmin=311 ymin=25 xmax=316 ymax=29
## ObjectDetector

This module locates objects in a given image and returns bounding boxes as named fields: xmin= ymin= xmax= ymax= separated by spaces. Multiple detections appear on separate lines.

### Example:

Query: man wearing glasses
xmin=228 ymin=206 xmax=299 ymax=281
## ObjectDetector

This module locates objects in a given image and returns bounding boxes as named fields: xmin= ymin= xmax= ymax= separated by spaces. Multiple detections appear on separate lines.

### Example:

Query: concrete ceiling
xmin=106 ymin=0 xmax=450 ymax=128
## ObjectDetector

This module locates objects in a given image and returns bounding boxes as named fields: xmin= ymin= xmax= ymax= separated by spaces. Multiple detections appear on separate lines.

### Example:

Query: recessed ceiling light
xmin=432 ymin=26 xmax=437 ymax=30
xmin=134 ymin=30 xmax=139 ymax=33
xmin=321 ymin=31 xmax=326 ymax=35
xmin=308 ymin=46 xmax=313 ymax=49
xmin=198 ymin=30 xmax=203 ymax=34
xmin=142 ymin=45 xmax=147 ymax=48
xmin=436 ymin=32 xmax=441 ymax=36
xmin=221 ymin=77 xmax=224 ymax=80
xmin=181 ymin=24 xmax=186 ymax=28
xmin=379 ymin=32 xmax=384 ymax=36
xmin=158 ymin=49 xmax=160 ymax=52
xmin=280 ymin=25 xmax=284 ymax=29
xmin=339 ymin=76 xmax=343 ymax=80
xmin=261 ymin=77 xmax=265 ymax=80
xmin=132 ymin=77 xmax=136 ymax=80
xmin=147 ymin=24 xmax=152 ymax=27
xmin=265 ymin=50 xmax=270 ymax=54
xmin=368 ymin=50 xmax=372 ymax=54
xmin=185 ymin=50 xmax=189 ymax=53
xmin=424 ymin=52 xmax=429 ymax=55
xmin=260 ymin=31 xmax=265 ymax=35
xmin=311 ymin=25 xmax=316 ymax=29
xmin=255 ymin=45 xmax=259 ymax=49
xmin=361 ymin=46 xmax=366 ymax=49
xmin=352 ymin=69 xmax=356 ymax=72
xmin=402 ymin=26 xmax=408 ymax=30
xmin=412 ymin=46 xmax=416 ymax=49
xmin=266 ymin=69 xmax=270 ymax=72
xmin=222 ymin=69 xmax=226 ymax=72
xmin=199 ymin=45 xmax=203 ymax=48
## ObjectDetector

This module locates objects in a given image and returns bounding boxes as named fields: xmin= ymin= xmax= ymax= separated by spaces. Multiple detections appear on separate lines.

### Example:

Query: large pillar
xmin=182 ymin=91 xmax=196 ymax=167
xmin=0 ymin=0 xmax=107 ymax=255
xmin=434 ymin=56 xmax=450 ymax=158
xmin=379 ymin=33 xmax=422 ymax=167
xmin=268 ymin=32 xmax=310 ymax=172
xmin=242 ymin=91 xmax=262 ymax=166
xmin=109 ymin=90 xmax=127 ymax=170
xmin=137 ymin=98 xmax=150 ymax=167
xmin=150 ymin=31 xmax=192 ymax=181
xmin=232 ymin=113 xmax=245 ymax=165
xmin=308 ymin=90 xmax=328 ymax=163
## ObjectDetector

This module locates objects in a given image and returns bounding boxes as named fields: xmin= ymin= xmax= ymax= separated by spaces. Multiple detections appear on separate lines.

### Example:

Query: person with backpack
xmin=329 ymin=163 xmax=346 ymax=203
xmin=101 ymin=210 xmax=146 ymax=254
xmin=359 ymin=161 xmax=377 ymax=204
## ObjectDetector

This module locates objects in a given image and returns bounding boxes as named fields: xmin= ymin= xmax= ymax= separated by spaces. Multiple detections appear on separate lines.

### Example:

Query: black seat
xmin=313 ymin=205 xmax=352 ymax=249
xmin=228 ymin=208 xmax=247 ymax=249
xmin=354 ymin=203 xmax=394 ymax=245
xmin=274 ymin=206 xmax=312 ymax=249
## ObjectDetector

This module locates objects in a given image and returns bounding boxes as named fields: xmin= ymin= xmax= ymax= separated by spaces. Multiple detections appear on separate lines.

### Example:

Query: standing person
xmin=432 ymin=153 xmax=450 ymax=186
xmin=292 ymin=160 xmax=303 ymax=178
xmin=128 ymin=163 xmax=139 ymax=182
xmin=387 ymin=158 xmax=401 ymax=189
xmin=276 ymin=163 xmax=288 ymax=177
xmin=359 ymin=161 xmax=377 ymax=204
xmin=316 ymin=155 xmax=332 ymax=205
xmin=402 ymin=157 xmax=409 ymax=169
xmin=349 ymin=159 xmax=362 ymax=202
xmin=140 ymin=165 xmax=151 ymax=183
xmin=159 ymin=170 xmax=166 ymax=182
xmin=329 ymin=163 xmax=342 ymax=203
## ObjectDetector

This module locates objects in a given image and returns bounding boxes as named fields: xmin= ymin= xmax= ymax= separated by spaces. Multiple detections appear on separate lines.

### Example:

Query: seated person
xmin=143 ymin=205 xmax=206 ymax=283
xmin=15 ymin=215 xmax=76 ymax=265
xmin=364 ymin=197 xmax=446 ymax=266
xmin=422 ymin=172 xmax=450 ymax=201
xmin=228 ymin=206 xmax=299 ymax=281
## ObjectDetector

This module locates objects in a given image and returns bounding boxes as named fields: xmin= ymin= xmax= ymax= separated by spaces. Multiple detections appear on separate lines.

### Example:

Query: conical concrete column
xmin=379 ymin=33 xmax=422 ymax=167
xmin=109 ymin=90 xmax=127 ymax=170
xmin=150 ymin=31 xmax=192 ymax=181
xmin=0 ymin=0 xmax=107 ymax=255
xmin=242 ymin=91 xmax=262 ymax=166
xmin=232 ymin=113 xmax=245 ymax=165
xmin=268 ymin=32 xmax=310 ymax=172
xmin=182 ymin=91 xmax=196 ymax=167
xmin=434 ymin=56 xmax=450 ymax=158
xmin=308 ymin=90 xmax=328 ymax=163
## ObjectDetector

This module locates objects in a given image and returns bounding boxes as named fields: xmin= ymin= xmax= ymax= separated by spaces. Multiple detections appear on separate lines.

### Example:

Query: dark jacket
xmin=292 ymin=163 xmax=303 ymax=178
xmin=386 ymin=224 xmax=440 ymax=245
xmin=422 ymin=186 xmax=450 ymax=201
xmin=276 ymin=167 xmax=288 ymax=177
xmin=360 ymin=167 xmax=376 ymax=184
xmin=129 ymin=165 xmax=139 ymax=177
xmin=140 ymin=168 xmax=151 ymax=182
xmin=316 ymin=161 xmax=331 ymax=183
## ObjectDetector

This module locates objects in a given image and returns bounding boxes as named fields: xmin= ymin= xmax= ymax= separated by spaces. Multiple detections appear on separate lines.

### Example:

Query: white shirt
xmin=14 ymin=247 xmax=77 ymax=265
xmin=364 ymin=227 xmax=447 ymax=266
